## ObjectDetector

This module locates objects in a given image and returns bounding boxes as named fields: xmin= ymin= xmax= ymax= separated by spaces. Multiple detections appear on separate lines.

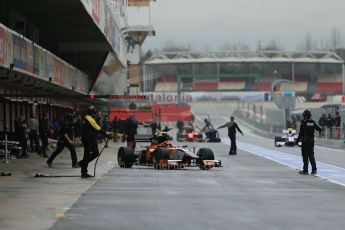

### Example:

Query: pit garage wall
xmin=0 ymin=23 xmax=89 ymax=94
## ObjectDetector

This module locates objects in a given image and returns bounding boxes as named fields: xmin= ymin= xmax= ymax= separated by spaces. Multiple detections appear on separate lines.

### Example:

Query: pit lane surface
xmin=52 ymin=102 xmax=345 ymax=230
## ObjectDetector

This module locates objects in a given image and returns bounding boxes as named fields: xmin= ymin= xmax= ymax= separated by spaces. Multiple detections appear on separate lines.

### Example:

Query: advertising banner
xmin=64 ymin=64 xmax=72 ymax=88
xmin=92 ymin=0 xmax=101 ymax=25
xmin=33 ymin=44 xmax=40 ymax=75
xmin=45 ymin=52 xmax=54 ymax=80
xmin=19 ymin=37 xmax=27 ymax=70
xmin=141 ymin=92 xmax=269 ymax=104
xmin=4 ymin=29 xmax=13 ymax=67
xmin=71 ymin=67 xmax=78 ymax=90
xmin=26 ymin=40 xmax=33 ymax=73
xmin=104 ymin=6 xmax=113 ymax=43
xmin=53 ymin=57 xmax=64 ymax=85
xmin=12 ymin=34 xmax=21 ymax=68
xmin=39 ymin=49 xmax=46 ymax=78
xmin=0 ymin=26 xmax=4 ymax=65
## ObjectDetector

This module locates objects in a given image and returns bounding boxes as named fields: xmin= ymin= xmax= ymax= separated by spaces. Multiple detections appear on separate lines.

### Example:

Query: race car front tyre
xmin=118 ymin=147 xmax=136 ymax=168
xmin=274 ymin=137 xmax=282 ymax=147
xmin=197 ymin=148 xmax=215 ymax=170
xmin=153 ymin=148 xmax=169 ymax=170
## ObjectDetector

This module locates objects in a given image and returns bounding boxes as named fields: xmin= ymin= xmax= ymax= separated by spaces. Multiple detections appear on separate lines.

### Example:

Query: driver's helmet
xmin=155 ymin=131 xmax=169 ymax=143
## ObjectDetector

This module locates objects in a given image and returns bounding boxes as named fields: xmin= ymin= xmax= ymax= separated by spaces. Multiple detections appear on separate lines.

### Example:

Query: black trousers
xmin=229 ymin=135 xmax=237 ymax=154
xmin=29 ymin=130 xmax=40 ymax=151
xmin=39 ymin=133 xmax=48 ymax=155
xmin=301 ymin=140 xmax=317 ymax=172
xmin=79 ymin=140 xmax=99 ymax=175
xmin=19 ymin=137 xmax=27 ymax=157
xmin=47 ymin=140 xmax=78 ymax=166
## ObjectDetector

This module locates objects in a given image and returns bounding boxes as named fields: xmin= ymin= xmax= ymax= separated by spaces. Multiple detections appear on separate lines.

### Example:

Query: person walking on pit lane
xmin=78 ymin=106 xmax=111 ymax=178
xmin=46 ymin=114 xmax=79 ymax=168
xmin=296 ymin=110 xmax=322 ymax=175
xmin=217 ymin=116 xmax=243 ymax=155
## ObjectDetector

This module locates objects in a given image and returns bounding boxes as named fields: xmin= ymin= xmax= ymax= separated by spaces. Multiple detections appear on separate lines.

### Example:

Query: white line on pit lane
xmin=315 ymin=145 xmax=344 ymax=153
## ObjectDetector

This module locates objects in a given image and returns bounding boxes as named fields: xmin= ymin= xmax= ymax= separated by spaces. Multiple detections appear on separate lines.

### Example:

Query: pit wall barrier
xmin=0 ymin=23 xmax=89 ymax=94
xmin=109 ymin=104 xmax=194 ymax=123
xmin=235 ymin=101 xmax=345 ymax=148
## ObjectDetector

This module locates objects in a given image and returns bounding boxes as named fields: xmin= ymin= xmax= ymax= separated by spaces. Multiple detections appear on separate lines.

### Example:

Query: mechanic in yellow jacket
xmin=79 ymin=106 xmax=111 ymax=178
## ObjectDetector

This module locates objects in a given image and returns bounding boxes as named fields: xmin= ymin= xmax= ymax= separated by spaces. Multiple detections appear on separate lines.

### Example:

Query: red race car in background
xmin=176 ymin=126 xmax=204 ymax=142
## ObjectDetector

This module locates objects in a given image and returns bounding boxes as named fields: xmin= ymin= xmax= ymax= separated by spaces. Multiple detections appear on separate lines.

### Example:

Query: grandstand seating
xmin=260 ymin=83 xmax=271 ymax=91
xmin=280 ymin=82 xmax=308 ymax=92
xmin=218 ymin=78 xmax=246 ymax=90
xmin=316 ymin=82 xmax=342 ymax=92
xmin=154 ymin=75 xmax=179 ymax=92
xmin=315 ymin=74 xmax=343 ymax=92
xmin=151 ymin=73 xmax=342 ymax=93
xmin=155 ymin=82 xmax=180 ymax=92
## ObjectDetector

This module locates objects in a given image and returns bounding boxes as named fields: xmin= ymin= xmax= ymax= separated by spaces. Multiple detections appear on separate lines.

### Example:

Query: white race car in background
xmin=274 ymin=128 xmax=302 ymax=147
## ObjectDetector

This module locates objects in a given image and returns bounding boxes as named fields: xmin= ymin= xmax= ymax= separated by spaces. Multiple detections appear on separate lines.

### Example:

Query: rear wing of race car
xmin=134 ymin=134 xmax=154 ymax=142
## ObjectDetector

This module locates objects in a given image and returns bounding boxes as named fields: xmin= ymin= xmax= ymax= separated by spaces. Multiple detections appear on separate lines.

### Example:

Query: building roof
xmin=145 ymin=51 xmax=344 ymax=65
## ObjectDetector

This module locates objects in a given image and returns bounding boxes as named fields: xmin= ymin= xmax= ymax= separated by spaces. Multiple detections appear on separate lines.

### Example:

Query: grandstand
xmin=143 ymin=51 xmax=345 ymax=98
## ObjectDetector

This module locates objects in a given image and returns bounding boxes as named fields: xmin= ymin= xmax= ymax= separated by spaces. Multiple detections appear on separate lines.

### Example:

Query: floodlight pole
xmin=272 ymin=79 xmax=296 ymax=130
xmin=342 ymin=63 xmax=345 ymax=95
xmin=177 ymin=75 xmax=181 ymax=107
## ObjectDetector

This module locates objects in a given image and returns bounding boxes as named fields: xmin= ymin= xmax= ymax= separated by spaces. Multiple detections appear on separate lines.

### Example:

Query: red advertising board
xmin=0 ymin=26 xmax=4 ymax=64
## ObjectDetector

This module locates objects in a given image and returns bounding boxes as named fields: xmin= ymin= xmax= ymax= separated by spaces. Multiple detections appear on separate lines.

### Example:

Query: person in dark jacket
xmin=334 ymin=111 xmax=341 ymax=139
xmin=325 ymin=113 xmax=334 ymax=138
xmin=124 ymin=115 xmax=139 ymax=149
xmin=79 ymin=106 xmax=110 ymax=178
xmin=38 ymin=113 xmax=50 ymax=158
xmin=296 ymin=110 xmax=322 ymax=175
xmin=15 ymin=115 xmax=28 ymax=158
xmin=46 ymin=114 xmax=79 ymax=168
xmin=318 ymin=113 xmax=326 ymax=137
xmin=218 ymin=116 xmax=243 ymax=155
xmin=112 ymin=117 xmax=121 ymax=142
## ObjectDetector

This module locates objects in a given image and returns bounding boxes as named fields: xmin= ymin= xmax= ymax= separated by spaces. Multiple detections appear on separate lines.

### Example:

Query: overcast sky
xmin=142 ymin=0 xmax=345 ymax=51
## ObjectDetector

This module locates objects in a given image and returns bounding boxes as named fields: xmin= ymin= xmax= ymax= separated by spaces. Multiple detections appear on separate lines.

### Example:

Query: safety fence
xmin=236 ymin=100 xmax=345 ymax=141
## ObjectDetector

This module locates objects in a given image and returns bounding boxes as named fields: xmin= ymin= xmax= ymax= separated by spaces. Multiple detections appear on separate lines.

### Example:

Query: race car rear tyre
xmin=197 ymin=148 xmax=215 ymax=170
xmin=118 ymin=147 xmax=135 ymax=168
xmin=153 ymin=148 xmax=169 ymax=170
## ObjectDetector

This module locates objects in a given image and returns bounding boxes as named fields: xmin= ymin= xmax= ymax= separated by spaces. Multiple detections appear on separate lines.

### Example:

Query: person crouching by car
xmin=78 ymin=106 xmax=111 ymax=178
xmin=46 ymin=113 xmax=79 ymax=168
xmin=296 ymin=110 xmax=322 ymax=175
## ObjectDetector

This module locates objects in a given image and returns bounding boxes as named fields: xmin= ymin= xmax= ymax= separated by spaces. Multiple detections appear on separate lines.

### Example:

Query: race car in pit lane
xmin=117 ymin=132 xmax=222 ymax=170
xmin=176 ymin=126 xmax=204 ymax=142
xmin=274 ymin=128 xmax=302 ymax=147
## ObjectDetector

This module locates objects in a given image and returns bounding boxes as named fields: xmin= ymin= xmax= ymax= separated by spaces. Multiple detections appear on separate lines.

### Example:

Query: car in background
xmin=275 ymin=128 xmax=301 ymax=147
